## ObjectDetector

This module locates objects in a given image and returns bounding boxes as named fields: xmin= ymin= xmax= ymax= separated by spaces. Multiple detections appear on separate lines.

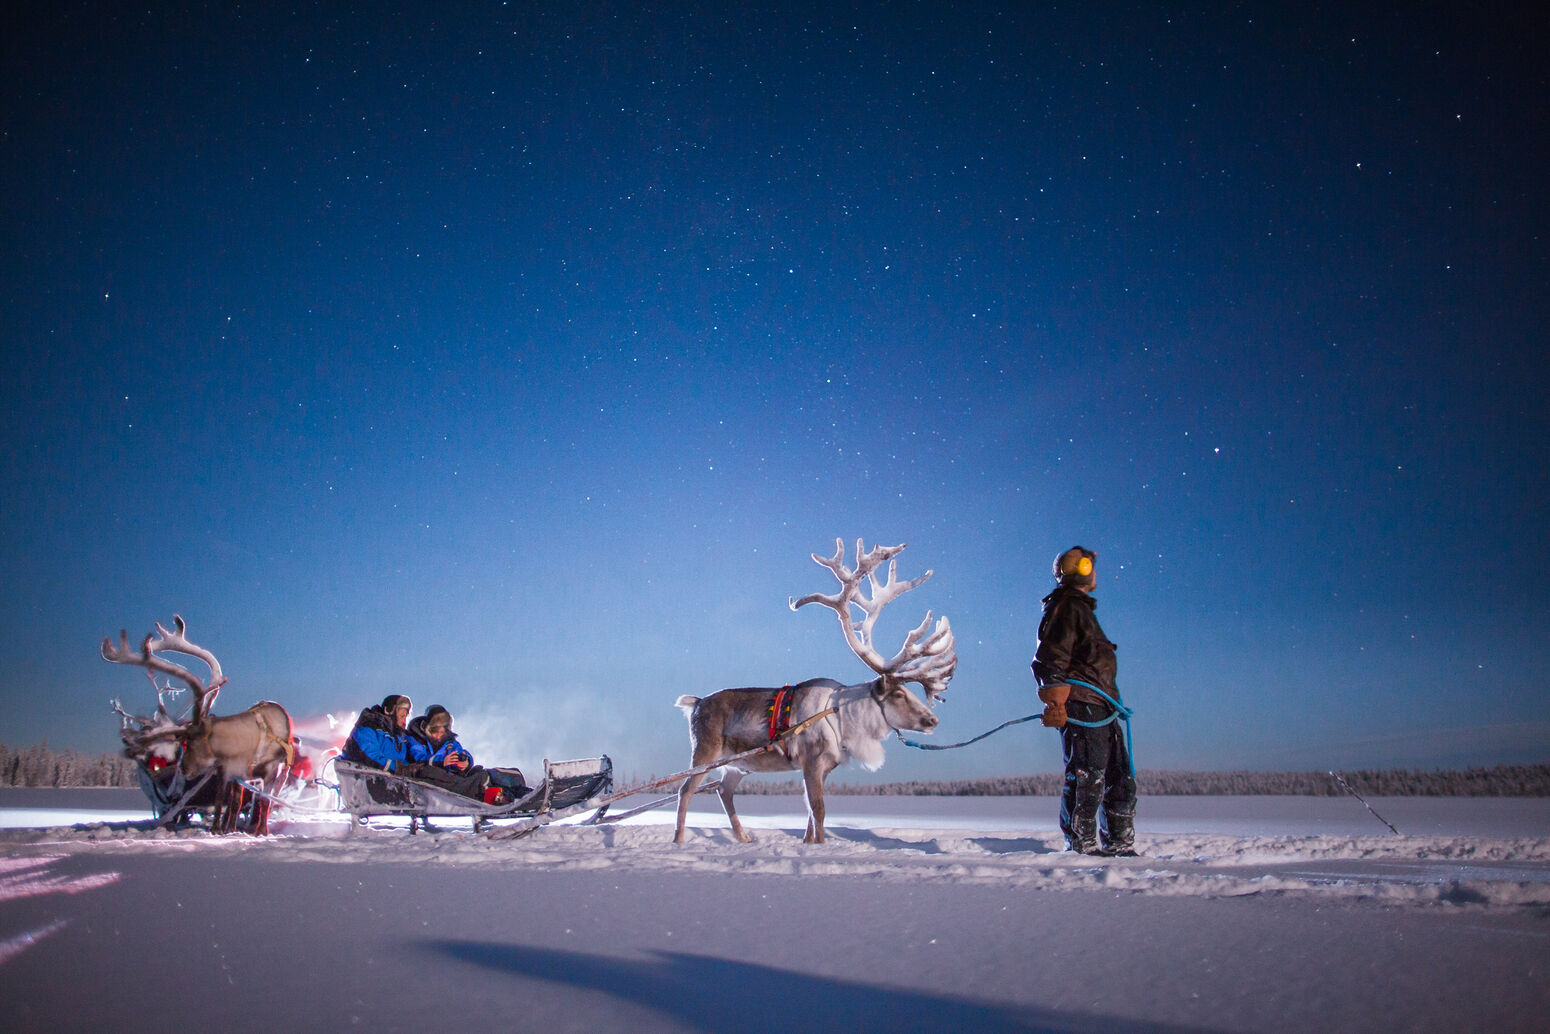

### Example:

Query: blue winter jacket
xmin=406 ymin=716 xmax=473 ymax=768
xmin=341 ymin=706 xmax=414 ymax=772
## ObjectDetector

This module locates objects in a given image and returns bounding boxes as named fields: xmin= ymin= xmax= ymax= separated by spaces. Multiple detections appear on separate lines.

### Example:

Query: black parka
xmin=1032 ymin=585 xmax=1119 ymax=708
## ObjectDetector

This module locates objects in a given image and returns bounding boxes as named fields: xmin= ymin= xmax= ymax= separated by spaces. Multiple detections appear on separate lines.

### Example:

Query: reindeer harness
xmin=765 ymin=686 xmax=799 ymax=742
xmin=816 ymin=679 xmax=928 ymax=749
xmin=254 ymin=708 xmax=297 ymax=771
xmin=185 ymin=706 xmax=296 ymax=777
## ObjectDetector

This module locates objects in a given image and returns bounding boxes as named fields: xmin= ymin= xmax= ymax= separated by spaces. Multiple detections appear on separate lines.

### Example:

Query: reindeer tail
xmin=674 ymin=695 xmax=700 ymax=716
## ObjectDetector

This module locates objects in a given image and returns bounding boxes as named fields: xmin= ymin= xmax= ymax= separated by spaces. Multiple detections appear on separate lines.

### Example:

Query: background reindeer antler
xmin=101 ymin=614 xmax=228 ymax=722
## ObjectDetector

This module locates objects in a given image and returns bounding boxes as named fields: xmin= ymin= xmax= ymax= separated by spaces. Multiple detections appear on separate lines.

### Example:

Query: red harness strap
xmin=766 ymin=686 xmax=797 ymax=742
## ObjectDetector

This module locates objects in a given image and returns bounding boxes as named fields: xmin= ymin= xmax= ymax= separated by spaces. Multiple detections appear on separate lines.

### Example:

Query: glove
xmin=1038 ymin=684 xmax=1070 ymax=729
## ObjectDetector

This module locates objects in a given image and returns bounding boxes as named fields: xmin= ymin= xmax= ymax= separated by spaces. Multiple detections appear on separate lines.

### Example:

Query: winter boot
xmin=1066 ymin=813 xmax=1102 ymax=855
xmin=1100 ymin=809 xmax=1138 ymax=857
xmin=1061 ymin=770 xmax=1104 ymax=855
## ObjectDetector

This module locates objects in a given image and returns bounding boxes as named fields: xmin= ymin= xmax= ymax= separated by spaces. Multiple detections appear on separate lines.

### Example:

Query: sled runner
xmin=331 ymin=756 xmax=614 ymax=833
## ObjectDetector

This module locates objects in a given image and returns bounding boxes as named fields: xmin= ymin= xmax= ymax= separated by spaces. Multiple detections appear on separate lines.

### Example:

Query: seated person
xmin=340 ymin=695 xmax=415 ymax=773
xmin=342 ymin=696 xmax=489 ymax=800
xmin=408 ymin=704 xmax=530 ymax=805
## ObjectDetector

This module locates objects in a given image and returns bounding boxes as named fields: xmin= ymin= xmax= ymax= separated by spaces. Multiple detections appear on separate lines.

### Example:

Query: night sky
xmin=3 ymin=2 xmax=1545 ymax=783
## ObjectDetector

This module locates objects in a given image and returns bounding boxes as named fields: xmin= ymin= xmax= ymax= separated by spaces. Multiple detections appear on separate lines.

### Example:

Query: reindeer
xmin=674 ymin=539 xmax=956 ymax=844
xmin=104 ymin=615 xmax=294 ymax=834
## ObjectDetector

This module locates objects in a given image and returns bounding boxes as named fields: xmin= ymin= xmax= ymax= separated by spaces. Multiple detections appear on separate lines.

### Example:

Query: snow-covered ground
xmin=2 ymin=790 xmax=1548 ymax=1032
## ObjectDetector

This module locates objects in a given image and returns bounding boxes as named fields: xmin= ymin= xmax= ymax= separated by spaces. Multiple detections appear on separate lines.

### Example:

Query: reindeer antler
xmin=102 ymin=614 xmax=228 ymax=722
xmin=790 ymin=538 xmax=957 ymax=702
xmin=110 ymin=684 xmax=187 ymax=730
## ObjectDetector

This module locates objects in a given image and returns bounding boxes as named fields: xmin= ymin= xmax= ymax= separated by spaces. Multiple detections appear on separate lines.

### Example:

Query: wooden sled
xmin=332 ymin=756 xmax=613 ymax=834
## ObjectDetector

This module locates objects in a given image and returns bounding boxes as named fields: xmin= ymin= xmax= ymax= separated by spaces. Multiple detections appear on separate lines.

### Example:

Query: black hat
xmin=382 ymin=694 xmax=412 ymax=713
xmin=423 ymin=704 xmax=452 ymax=732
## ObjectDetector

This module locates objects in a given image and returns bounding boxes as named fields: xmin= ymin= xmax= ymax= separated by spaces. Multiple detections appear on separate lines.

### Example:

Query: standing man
xmin=1032 ymin=547 xmax=1138 ymax=856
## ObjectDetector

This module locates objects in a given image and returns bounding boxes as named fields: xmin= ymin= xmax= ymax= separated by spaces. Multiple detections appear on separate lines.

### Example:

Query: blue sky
xmin=2 ymin=1 xmax=1545 ymax=782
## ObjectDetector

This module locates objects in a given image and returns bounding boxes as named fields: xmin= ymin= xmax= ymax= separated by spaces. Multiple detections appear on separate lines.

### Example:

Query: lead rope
xmin=896 ymin=712 xmax=1043 ymax=750
xmin=897 ymin=678 xmax=1136 ymax=777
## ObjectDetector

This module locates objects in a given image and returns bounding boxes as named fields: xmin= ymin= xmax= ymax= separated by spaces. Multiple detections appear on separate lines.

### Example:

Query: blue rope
xmin=1063 ymin=679 xmax=1136 ymax=777
xmin=1061 ymin=679 xmax=1132 ymax=725
xmin=897 ymin=678 xmax=1137 ymax=777
xmin=897 ymin=712 xmax=1043 ymax=750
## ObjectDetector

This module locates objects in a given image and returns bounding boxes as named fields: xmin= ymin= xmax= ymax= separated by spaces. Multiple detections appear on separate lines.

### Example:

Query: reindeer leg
xmin=230 ymin=782 xmax=250 ymax=835
xmin=250 ymin=765 xmax=278 ymax=836
xmin=802 ymin=755 xmax=839 ymax=844
xmin=674 ymin=770 xmax=707 ymax=844
xmin=717 ymin=768 xmax=753 ymax=843
xmin=250 ymin=774 xmax=265 ymax=836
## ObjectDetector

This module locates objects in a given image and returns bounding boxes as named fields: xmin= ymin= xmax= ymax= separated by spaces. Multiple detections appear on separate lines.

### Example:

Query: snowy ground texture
xmin=2 ymin=791 xmax=1548 ymax=1032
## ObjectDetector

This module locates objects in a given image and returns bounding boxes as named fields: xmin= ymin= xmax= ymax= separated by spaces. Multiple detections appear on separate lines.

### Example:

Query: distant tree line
xmin=724 ymin=763 xmax=1550 ymax=797
xmin=0 ymin=743 xmax=139 ymax=788
xmin=9 ymin=741 xmax=1549 ymax=795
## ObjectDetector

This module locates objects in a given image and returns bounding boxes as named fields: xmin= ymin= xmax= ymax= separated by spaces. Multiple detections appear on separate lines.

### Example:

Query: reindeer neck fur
xmin=832 ymin=677 xmax=894 ymax=771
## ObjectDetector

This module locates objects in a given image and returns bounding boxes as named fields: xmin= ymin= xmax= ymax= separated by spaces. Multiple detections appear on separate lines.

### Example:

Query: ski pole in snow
xmin=1329 ymin=770 xmax=1400 ymax=834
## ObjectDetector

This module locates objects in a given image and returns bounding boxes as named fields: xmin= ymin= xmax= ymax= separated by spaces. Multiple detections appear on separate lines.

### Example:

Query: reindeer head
xmin=869 ymin=677 xmax=941 ymax=734
xmin=111 ymin=687 xmax=189 ymax=766
xmin=104 ymin=615 xmax=228 ymax=774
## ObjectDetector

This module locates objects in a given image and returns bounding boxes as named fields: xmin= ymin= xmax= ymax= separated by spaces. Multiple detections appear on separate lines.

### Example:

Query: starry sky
xmin=2 ymin=1 xmax=1545 ymax=783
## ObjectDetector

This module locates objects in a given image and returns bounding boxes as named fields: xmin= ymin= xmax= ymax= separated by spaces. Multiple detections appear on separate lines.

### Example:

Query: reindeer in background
xmin=675 ymin=539 xmax=956 ymax=844
xmin=105 ymin=615 xmax=294 ymax=834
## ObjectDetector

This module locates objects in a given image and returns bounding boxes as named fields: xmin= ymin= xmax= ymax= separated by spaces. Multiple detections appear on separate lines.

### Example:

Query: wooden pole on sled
xmin=154 ymin=769 xmax=216 ymax=829
xmin=592 ymin=779 xmax=723 ymax=826
xmin=482 ymin=706 xmax=839 ymax=841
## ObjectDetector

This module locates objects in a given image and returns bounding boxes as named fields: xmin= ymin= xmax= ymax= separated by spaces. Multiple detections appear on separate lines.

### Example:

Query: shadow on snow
xmin=429 ymin=939 xmax=1227 ymax=1034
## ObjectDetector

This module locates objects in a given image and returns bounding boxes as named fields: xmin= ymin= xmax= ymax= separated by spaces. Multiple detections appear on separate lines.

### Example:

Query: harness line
xmin=484 ymin=705 xmax=841 ymax=841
